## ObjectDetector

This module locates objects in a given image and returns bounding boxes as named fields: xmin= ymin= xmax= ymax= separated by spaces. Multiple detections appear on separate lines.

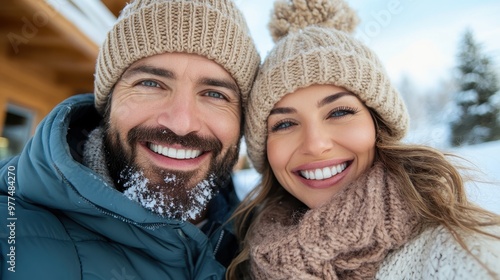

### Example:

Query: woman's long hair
xmin=226 ymin=109 xmax=500 ymax=279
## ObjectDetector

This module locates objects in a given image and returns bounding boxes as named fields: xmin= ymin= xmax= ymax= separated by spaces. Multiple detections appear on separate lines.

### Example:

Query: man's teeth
xmin=149 ymin=143 xmax=201 ymax=159
xmin=300 ymin=163 xmax=347 ymax=180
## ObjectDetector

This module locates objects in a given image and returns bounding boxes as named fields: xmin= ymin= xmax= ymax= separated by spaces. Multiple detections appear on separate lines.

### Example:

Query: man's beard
xmin=103 ymin=124 xmax=239 ymax=221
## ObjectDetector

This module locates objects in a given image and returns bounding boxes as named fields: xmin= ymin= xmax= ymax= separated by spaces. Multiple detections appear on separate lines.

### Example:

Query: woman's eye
xmin=139 ymin=80 xmax=160 ymax=88
xmin=270 ymin=120 xmax=295 ymax=132
xmin=331 ymin=110 xmax=349 ymax=117
xmin=329 ymin=107 xmax=357 ymax=119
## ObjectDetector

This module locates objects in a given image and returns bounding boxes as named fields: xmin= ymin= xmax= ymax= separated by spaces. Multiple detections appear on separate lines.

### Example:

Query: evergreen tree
xmin=450 ymin=29 xmax=500 ymax=146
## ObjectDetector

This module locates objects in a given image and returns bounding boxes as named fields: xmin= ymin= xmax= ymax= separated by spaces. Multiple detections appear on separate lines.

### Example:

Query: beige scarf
xmin=249 ymin=163 xmax=420 ymax=279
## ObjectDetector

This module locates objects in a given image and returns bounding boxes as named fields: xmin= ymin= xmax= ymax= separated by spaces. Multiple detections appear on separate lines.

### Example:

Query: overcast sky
xmin=236 ymin=0 xmax=500 ymax=91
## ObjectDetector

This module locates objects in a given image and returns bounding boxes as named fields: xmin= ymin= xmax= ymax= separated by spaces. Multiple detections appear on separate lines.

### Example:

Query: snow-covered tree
xmin=398 ymin=74 xmax=456 ymax=148
xmin=450 ymin=29 xmax=500 ymax=146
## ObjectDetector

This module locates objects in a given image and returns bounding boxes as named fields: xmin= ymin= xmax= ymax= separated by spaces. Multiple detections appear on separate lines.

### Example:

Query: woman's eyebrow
xmin=269 ymin=107 xmax=296 ymax=116
xmin=317 ymin=91 xmax=354 ymax=108
xmin=269 ymin=92 xmax=354 ymax=116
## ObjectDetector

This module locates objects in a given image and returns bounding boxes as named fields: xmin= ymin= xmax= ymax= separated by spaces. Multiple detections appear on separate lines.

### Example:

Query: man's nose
xmin=156 ymin=93 xmax=202 ymax=136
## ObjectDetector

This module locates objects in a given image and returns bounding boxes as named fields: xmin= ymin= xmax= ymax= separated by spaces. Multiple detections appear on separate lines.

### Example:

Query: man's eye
xmin=205 ymin=91 xmax=226 ymax=100
xmin=139 ymin=80 xmax=160 ymax=88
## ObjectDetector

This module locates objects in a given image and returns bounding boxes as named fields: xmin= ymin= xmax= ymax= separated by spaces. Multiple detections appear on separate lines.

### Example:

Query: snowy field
xmin=232 ymin=140 xmax=500 ymax=214
xmin=449 ymin=140 xmax=500 ymax=214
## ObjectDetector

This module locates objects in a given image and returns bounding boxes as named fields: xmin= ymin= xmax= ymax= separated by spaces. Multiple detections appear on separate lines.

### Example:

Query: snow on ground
xmin=232 ymin=140 xmax=500 ymax=214
xmin=449 ymin=140 xmax=500 ymax=214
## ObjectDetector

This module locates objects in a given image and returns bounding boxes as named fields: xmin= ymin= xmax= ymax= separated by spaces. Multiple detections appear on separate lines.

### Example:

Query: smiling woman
xmin=266 ymin=85 xmax=376 ymax=209
xmin=227 ymin=0 xmax=500 ymax=279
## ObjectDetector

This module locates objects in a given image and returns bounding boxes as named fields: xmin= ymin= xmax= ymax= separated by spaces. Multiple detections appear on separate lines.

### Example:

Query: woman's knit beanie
xmin=245 ymin=0 xmax=409 ymax=173
xmin=94 ymin=0 xmax=261 ymax=115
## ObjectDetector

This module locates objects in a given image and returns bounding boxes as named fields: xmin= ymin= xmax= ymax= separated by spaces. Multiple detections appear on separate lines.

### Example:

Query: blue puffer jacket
xmin=0 ymin=94 xmax=238 ymax=279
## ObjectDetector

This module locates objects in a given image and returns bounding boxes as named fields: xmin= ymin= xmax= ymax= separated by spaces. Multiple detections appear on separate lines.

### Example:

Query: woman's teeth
xmin=300 ymin=163 xmax=347 ymax=180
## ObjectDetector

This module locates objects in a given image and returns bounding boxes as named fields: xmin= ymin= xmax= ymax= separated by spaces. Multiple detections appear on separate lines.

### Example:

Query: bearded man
xmin=0 ymin=0 xmax=260 ymax=279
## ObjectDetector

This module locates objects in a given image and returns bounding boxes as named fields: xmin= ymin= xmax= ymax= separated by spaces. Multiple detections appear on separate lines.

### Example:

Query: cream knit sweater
xmin=376 ymin=225 xmax=500 ymax=279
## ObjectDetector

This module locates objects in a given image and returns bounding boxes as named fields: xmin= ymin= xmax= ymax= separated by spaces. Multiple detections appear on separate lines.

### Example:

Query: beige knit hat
xmin=94 ymin=0 xmax=261 ymax=115
xmin=245 ymin=0 xmax=409 ymax=173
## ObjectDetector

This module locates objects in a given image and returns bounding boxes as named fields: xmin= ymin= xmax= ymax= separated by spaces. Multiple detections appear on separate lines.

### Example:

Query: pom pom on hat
xmin=245 ymin=0 xmax=409 ymax=173
xmin=269 ymin=0 xmax=359 ymax=42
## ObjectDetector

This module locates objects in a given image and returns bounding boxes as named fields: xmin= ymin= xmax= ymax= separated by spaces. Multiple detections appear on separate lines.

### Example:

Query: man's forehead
xmin=129 ymin=52 xmax=228 ymax=74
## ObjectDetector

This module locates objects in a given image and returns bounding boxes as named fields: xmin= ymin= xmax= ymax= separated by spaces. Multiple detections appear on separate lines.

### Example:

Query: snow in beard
xmin=122 ymin=169 xmax=217 ymax=221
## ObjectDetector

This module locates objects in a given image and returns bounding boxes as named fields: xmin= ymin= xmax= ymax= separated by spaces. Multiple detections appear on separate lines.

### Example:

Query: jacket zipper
xmin=213 ymin=230 xmax=225 ymax=255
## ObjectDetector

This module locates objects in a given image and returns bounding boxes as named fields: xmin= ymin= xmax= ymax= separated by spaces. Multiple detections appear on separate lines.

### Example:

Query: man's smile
xmin=148 ymin=143 xmax=202 ymax=159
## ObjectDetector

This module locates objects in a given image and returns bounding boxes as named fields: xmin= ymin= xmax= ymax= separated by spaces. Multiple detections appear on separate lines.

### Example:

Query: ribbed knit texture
xmin=94 ymin=0 xmax=261 ymax=115
xmin=82 ymin=126 xmax=115 ymax=188
xmin=248 ymin=163 xmax=420 ymax=279
xmin=244 ymin=0 xmax=409 ymax=173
